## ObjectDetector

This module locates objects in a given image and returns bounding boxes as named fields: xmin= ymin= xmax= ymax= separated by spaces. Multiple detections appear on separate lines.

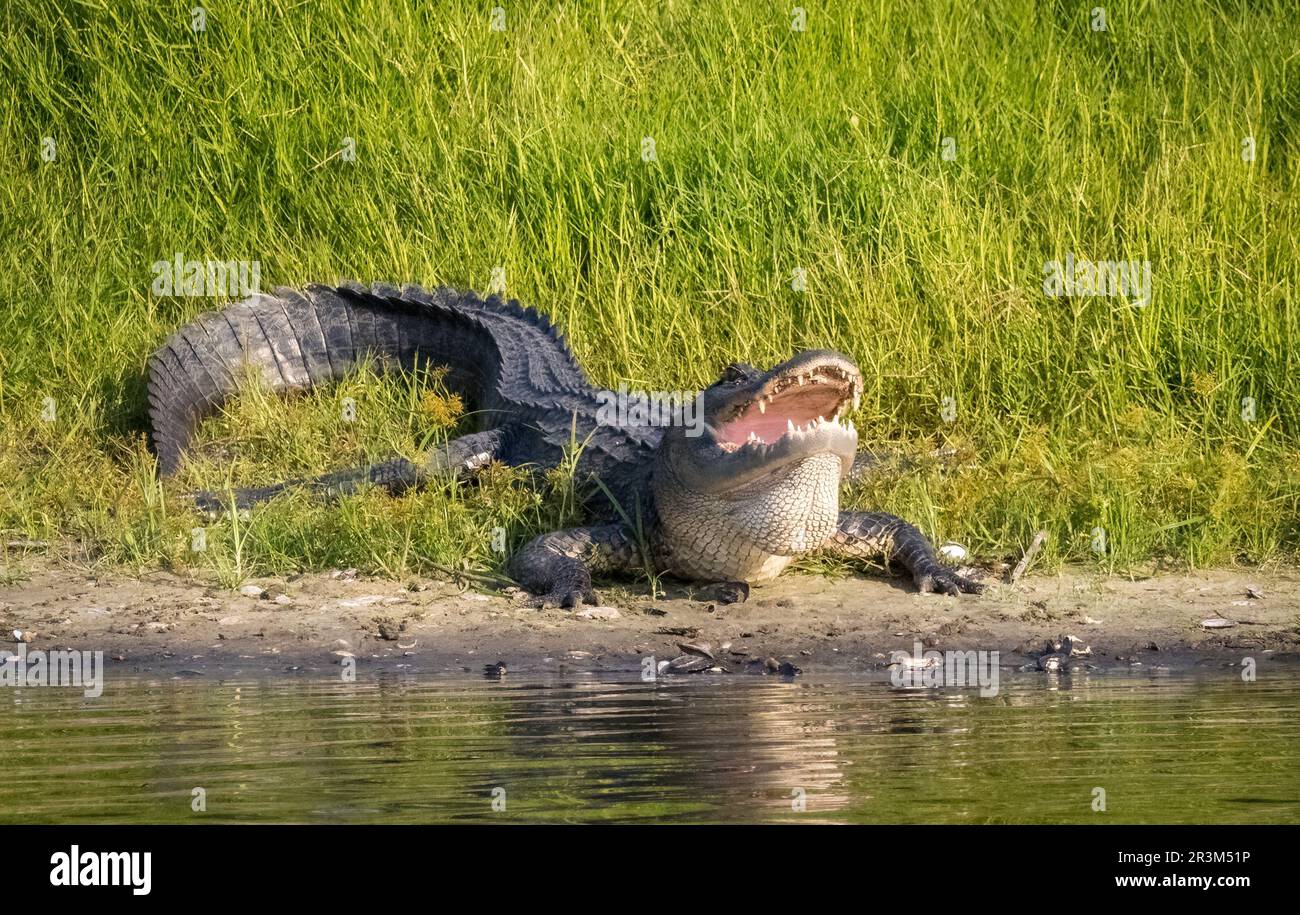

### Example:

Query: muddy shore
xmin=2 ymin=557 xmax=1299 ymax=680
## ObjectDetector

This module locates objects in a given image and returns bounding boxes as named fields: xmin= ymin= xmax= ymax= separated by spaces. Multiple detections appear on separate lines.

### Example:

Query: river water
xmin=1 ymin=670 xmax=1297 ymax=823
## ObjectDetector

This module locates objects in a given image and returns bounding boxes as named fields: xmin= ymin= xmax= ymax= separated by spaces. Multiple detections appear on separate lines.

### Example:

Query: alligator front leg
xmin=827 ymin=511 xmax=984 ymax=595
xmin=509 ymin=524 xmax=640 ymax=609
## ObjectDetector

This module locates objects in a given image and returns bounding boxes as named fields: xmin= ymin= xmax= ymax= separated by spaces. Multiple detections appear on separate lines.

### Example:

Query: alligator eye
xmin=722 ymin=362 xmax=754 ymax=384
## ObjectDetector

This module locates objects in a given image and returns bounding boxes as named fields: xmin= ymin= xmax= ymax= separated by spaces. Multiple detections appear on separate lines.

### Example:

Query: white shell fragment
xmin=938 ymin=542 xmax=968 ymax=563
xmin=1201 ymin=617 xmax=1238 ymax=629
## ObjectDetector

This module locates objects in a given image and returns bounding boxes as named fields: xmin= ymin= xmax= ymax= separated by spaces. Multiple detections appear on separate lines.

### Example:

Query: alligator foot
xmin=914 ymin=564 xmax=984 ymax=596
xmin=186 ymin=484 xmax=292 ymax=515
xmin=509 ymin=524 xmax=638 ymax=609
xmin=526 ymin=584 xmax=601 ymax=610
xmin=181 ymin=432 xmax=513 ymax=516
xmin=828 ymin=511 xmax=984 ymax=596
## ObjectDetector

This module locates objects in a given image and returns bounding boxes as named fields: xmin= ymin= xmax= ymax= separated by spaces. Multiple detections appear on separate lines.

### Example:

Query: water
xmin=1 ymin=671 xmax=1297 ymax=823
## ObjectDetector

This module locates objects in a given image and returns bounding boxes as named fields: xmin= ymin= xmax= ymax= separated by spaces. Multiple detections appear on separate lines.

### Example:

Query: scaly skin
xmin=151 ymin=284 xmax=983 ymax=602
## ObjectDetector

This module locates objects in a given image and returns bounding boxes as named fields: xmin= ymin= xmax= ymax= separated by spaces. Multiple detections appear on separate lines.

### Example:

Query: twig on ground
xmin=1008 ymin=530 xmax=1048 ymax=584
xmin=5 ymin=540 xmax=50 ymax=551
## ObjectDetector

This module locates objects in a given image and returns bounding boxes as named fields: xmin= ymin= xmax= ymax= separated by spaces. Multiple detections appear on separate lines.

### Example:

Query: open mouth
xmin=714 ymin=358 xmax=862 ymax=452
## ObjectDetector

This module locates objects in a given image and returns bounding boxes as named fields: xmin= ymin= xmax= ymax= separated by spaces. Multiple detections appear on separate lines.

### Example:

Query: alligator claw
xmin=527 ymin=587 xmax=600 ymax=610
xmin=915 ymin=567 xmax=984 ymax=596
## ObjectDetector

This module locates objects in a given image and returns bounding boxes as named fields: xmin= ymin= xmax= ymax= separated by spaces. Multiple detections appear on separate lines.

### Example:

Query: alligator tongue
xmin=718 ymin=387 xmax=847 ymax=446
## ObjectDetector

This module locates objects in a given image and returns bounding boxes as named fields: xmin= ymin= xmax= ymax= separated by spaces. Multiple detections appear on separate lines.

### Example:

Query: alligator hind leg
xmin=509 ymin=524 xmax=640 ymax=609
xmin=190 ymin=428 xmax=510 ymax=512
xmin=826 ymin=511 xmax=983 ymax=595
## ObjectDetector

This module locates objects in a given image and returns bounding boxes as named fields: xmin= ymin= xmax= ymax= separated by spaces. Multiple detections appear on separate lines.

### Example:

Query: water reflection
xmin=0 ymin=671 xmax=1296 ymax=823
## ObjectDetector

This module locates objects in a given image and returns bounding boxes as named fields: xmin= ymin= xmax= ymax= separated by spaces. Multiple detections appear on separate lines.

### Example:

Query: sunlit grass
xmin=0 ymin=0 xmax=1297 ymax=584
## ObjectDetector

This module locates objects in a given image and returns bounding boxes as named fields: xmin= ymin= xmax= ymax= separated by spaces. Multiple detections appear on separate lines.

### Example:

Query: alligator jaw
xmin=664 ymin=350 xmax=863 ymax=496
xmin=710 ymin=352 xmax=861 ymax=470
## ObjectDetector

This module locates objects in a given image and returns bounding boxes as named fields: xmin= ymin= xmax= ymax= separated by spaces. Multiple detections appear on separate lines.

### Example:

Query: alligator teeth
xmin=757 ymin=400 xmax=766 ymax=414
xmin=787 ymin=419 xmax=795 ymax=434
xmin=797 ymin=375 xmax=805 ymax=386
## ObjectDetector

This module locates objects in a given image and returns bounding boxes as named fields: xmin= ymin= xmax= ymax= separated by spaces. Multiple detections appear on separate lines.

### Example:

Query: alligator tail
xmin=146 ymin=282 xmax=585 ymax=475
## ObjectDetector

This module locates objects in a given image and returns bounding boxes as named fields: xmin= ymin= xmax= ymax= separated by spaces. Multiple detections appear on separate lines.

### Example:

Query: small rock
xmin=12 ymin=629 xmax=31 ymax=643
xmin=655 ymin=626 xmax=700 ymax=637
xmin=376 ymin=620 xmax=401 ymax=641
xmin=332 ymin=638 xmax=352 ymax=650
xmin=1201 ymin=617 xmax=1238 ymax=630
xmin=338 ymin=595 xmax=397 ymax=609
xmin=329 ymin=568 xmax=358 ymax=581
xmin=716 ymin=581 xmax=749 ymax=604
xmin=217 ymin=615 xmax=242 ymax=626
xmin=677 ymin=639 xmax=713 ymax=660
xmin=272 ymin=594 xmax=293 ymax=606
xmin=1246 ymin=585 xmax=1264 ymax=600
xmin=567 ymin=650 xmax=593 ymax=659
xmin=238 ymin=585 xmax=266 ymax=599
xmin=574 ymin=607 xmax=621 ymax=621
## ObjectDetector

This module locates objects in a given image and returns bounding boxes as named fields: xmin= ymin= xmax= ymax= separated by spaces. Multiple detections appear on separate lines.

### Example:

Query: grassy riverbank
xmin=1 ymin=0 xmax=1297 ymax=583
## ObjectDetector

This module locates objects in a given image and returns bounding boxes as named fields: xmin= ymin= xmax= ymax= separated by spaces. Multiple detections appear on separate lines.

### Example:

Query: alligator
xmin=147 ymin=283 xmax=983 ymax=606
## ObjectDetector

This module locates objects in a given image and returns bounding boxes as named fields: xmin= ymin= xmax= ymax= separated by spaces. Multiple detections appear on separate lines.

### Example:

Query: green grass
xmin=1 ymin=0 xmax=1297 ymax=585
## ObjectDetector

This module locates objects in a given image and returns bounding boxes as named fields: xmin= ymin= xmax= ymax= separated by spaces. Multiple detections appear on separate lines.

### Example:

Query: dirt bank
xmin=3 ymin=556 xmax=1299 ymax=680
